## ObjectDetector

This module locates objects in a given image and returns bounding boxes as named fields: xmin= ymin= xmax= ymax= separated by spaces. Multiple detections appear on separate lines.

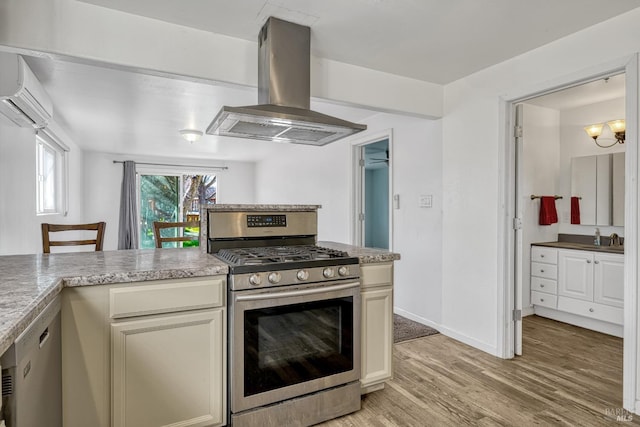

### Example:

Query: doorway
xmin=500 ymin=55 xmax=639 ymax=410
xmin=353 ymin=134 xmax=393 ymax=249
xmin=513 ymin=73 xmax=626 ymax=353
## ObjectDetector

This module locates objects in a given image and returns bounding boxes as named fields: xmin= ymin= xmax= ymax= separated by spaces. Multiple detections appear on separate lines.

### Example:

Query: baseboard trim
xmin=522 ymin=306 xmax=535 ymax=317
xmin=436 ymin=325 xmax=499 ymax=356
xmin=393 ymin=307 xmax=440 ymax=330
xmin=393 ymin=307 xmax=498 ymax=356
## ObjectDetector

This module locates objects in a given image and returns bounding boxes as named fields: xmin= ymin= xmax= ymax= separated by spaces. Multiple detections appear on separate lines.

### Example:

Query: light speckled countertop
xmin=318 ymin=241 xmax=401 ymax=263
xmin=0 ymin=241 xmax=398 ymax=357
xmin=0 ymin=248 xmax=228 ymax=356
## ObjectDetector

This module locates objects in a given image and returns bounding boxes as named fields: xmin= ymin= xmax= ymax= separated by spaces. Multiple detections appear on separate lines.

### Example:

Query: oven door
xmin=229 ymin=280 xmax=361 ymax=414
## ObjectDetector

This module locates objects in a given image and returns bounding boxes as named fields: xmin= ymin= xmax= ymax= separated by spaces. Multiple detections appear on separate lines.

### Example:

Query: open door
xmin=354 ymin=137 xmax=392 ymax=249
xmin=514 ymin=103 xmax=524 ymax=356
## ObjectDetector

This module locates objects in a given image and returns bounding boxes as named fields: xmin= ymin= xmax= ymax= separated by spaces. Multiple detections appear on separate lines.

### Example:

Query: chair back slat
xmin=153 ymin=221 xmax=200 ymax=248
xmin=42 ymin=222 xmax=106 ymax=253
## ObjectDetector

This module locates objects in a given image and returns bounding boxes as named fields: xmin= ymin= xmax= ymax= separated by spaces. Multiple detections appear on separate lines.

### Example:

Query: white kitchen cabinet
xmin=111 ymin=309 xmax=225 ymax=427
xmin=360 ymin=262 xmax=393 ymax=394
xmin=558 ymin=250 xmax=593 ymax=302
xmin=62 ymin=276 xmax=226 ymax=427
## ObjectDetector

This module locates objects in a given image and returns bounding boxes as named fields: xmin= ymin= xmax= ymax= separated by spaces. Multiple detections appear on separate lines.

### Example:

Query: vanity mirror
xmin=571 ymin=152 xmax=624 ymax=226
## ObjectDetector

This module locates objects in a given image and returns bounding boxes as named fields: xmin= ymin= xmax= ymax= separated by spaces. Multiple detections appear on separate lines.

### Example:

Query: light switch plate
xmin=419 ymin=195 xmax=433 ymax=208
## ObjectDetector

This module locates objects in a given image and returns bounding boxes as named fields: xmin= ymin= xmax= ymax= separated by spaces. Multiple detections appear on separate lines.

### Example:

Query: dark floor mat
xmin=394 ymin=314 xmax=439 ymax=343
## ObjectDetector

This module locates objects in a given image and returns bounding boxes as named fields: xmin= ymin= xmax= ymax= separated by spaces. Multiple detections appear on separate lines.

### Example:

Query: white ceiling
xmin=525 ymin=73 xmax=626 ymax=111
xmin=17 ymin=1 xmax=639 ymax=161
xmin=24 ymin=56 xmax=379 ymax=161
xmin=78 ymin=0 xmax=640 ymax=84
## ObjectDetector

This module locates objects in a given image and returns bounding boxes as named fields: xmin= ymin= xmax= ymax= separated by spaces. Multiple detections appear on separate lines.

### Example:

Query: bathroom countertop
xmin=532 ymin=241 xmax=624 ymax=254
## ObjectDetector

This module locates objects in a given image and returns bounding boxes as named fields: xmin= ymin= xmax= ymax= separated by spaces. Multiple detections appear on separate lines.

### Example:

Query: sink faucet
xmin=609 ymin=233 xmax=621 ymax=247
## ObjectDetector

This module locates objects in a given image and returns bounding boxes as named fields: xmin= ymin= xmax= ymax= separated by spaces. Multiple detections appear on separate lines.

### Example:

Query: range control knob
xmin=323 ymin=267 xmax=335 ymax=278
xmin=249 ymin=274 xmax=262 ymax=286
xmin=338 ymin=266 xmax=349 ymax=277
xmin=297 ymin=270 xmax=309 ymax=281
xmin=268 ymin=272 xmax=282 ymax=284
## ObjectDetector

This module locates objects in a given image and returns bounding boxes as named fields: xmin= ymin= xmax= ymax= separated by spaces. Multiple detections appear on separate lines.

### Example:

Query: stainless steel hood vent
xmin=206 ymin=17 xmax=367 ymax=146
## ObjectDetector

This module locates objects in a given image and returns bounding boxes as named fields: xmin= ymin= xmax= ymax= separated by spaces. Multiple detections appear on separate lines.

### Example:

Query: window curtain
xmin=118 ymin=161 xmax=139 ymax=249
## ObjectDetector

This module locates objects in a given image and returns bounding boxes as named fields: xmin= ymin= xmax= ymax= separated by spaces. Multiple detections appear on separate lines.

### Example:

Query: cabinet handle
xmin=540 ymin=254 xmax=545 ymax=258
xmin=594 ymin=261 xmax=599 ymax=264
xmin=540 ymin=298 xmax=545 ymax=302
xmin=586 ymin=260 xmax=591 ymax=264
xmin=540 ymin=269 xmax=545 ymax=273
xmin=540 ymin=284 xmax=545 ymax=288
xmin=589 ymin=308 xmax=594 ymax=312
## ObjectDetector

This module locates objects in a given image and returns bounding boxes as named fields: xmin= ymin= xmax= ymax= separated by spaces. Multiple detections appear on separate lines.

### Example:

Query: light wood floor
xmin=320 ymin=315 xmax=639 ymax=426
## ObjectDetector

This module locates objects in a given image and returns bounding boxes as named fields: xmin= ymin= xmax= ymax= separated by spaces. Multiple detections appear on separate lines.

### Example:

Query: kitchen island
xmin=0 ymin=242 xmax=399 ymax=426
xmin=0 ymin=248 xmax=227 ymax=357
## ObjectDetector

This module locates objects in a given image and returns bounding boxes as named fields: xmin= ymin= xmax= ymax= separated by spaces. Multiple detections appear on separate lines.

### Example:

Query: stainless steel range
xmin=207 ymin=207 xmax=361 ymax=426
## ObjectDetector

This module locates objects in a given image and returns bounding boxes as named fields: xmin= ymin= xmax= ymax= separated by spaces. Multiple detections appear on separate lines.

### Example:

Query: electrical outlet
xmin=419 ymin=195 xmax=433 ymax=208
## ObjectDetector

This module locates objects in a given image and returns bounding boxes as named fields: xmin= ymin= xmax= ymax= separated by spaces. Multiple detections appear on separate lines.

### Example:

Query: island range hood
xmin=206 ymin=17 xmax=367 ymax=146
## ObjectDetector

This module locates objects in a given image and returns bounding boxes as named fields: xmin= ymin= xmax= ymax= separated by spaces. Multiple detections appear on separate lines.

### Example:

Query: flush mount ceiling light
xmin=584 ymin=119 xmax=625 ymax=148
xmin=179 ymin=129 xmax=203 ymax=143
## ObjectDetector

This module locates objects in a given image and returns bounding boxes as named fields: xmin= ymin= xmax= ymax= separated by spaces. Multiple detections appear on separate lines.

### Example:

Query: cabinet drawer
xmin=531 ymin=291 xmax=557 ymax=309
xmin=531 ymin=246 xmax=557 ymax=264
xmin=531 ymin=262 xmax=557 ymax=280
xmin=361 ymin=263 xmax=393 ymax=289
xmin=110 ymin=277 xmax=226 ymax=319
xmin=531 ymin=277 xmax=557 ymax=294
xmin=557 ymin=297 xmax=623 ymax=325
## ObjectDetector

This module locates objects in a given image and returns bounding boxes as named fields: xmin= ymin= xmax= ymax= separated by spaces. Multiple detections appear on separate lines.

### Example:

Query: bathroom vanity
xmin=531 ymin=236 xmax=624 ymax=337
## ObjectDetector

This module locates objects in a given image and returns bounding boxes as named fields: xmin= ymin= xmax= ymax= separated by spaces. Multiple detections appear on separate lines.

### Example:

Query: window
xmin=139 ymin=173 xmax=216 ymax=248
xmin=36 ymin=133 xmax=68 ymax=215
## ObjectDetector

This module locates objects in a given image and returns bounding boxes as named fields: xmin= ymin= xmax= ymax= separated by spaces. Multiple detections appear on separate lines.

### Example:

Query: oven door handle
xmin=235 ymin=282 xmax=360 ymax=302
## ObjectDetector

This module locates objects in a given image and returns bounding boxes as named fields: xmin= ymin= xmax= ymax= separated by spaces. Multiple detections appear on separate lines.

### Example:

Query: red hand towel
xmin=571 ymin=197 xmax=580 ymax=224
xmin=539 ymin=196 xmax=558 ymax=225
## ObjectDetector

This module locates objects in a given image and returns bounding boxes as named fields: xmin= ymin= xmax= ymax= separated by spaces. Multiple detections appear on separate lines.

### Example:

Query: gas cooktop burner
xmin=216 ymin=245 xmax=351 ymax=265
xmin=213 ymin=245 xmax=359 ymax=274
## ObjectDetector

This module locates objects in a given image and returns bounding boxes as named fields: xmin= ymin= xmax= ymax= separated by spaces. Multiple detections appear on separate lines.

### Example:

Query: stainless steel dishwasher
xmin=1 ymin=296 xmax=61 ymax=427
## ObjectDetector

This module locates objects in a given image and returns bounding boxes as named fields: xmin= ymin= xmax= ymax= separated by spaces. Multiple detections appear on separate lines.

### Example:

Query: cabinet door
xmin=594 ymin=253 xmax=624 ymax=308
xmin=111 ymin=309 xmax=225 ymax=427
xmin=558 ymin=250 xmax=593 ymax=301
xmin=361 ymin=286 xmax=393 ymax=389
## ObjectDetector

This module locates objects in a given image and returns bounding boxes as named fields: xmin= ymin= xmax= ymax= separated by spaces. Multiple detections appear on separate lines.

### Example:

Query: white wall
xmin=254 ymin=112 xmax=443 ymax=327
xmin=0 ymin=119 xmax=84 ymax=255
xmin=442 ymin=8 xmax=640 ymax=355
xmin=521 ymin=104 xmax=561 ymax=311
xmin=83 ymin=151 xmax=256 ymax=250
xmin=557 ymin=97 xmax=625 ymax=236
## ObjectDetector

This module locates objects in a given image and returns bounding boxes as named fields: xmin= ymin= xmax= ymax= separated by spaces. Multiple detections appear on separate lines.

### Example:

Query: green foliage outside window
xmin=139 ymin=174 xmax=216 ymax=249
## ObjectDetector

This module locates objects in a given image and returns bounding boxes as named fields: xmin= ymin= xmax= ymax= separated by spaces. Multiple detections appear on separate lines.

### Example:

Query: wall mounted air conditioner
xmin=0 ymin=52 xmax=53 ymax=129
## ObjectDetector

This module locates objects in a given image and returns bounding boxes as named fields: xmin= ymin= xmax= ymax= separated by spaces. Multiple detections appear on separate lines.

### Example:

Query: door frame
xmin=497 ymin=54 xmax=638 ymax=411
xmin=350 ymin=129 xmax=394 ymax=250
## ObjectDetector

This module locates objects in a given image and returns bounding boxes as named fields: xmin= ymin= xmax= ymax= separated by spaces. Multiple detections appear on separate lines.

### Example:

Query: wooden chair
xmin=153 ymin=221 xmax=200 ymax=248
xmin=42 ymin=222 xmax=106 ymax=253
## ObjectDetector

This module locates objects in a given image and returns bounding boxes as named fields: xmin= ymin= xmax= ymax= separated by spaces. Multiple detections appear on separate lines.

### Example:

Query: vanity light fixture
xmin=179 ymin=129 xmax=203 ymax=143
xmin=584 ymin=119 xmax=625 ymax=148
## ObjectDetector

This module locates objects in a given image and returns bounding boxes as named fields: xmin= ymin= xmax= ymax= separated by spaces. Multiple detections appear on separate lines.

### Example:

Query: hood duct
xmin=206 ymin=17 xmax=367 ymax=146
